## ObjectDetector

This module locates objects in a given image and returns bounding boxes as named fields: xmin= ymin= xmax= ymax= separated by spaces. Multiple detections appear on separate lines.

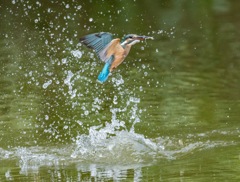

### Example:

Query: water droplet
xmin=42 ymin=80 xmax=52 ymax=89
xmin=84 ymin=110 xmax=89 ymax=116
xmin=71 ymin=50 xmax=82 ymax=58
xmin=62 ymin=58 xmax=67 ymax=64
xmin=129 ymin=97 xmax=140 ymax=103
xmin=45 ymin=115 xmax=49 ymax=120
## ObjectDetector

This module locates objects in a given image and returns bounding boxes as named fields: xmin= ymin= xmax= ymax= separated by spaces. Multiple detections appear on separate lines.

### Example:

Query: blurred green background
xmin=0 ymin=0 xmax=240 ymax=181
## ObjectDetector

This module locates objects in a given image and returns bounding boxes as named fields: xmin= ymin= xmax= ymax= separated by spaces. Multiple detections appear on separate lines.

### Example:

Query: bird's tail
xmin=97 ymin=62 xmax=111 ymax=83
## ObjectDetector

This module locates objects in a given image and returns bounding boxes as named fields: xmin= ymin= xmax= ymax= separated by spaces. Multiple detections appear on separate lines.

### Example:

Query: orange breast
xmin=110 ymin=44 xmax=132 ymax=72
xmin=110 ymin=50 xmax=126 ymax=72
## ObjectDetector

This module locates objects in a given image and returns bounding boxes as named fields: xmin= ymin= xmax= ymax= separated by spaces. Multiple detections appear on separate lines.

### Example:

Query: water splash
xmin=0 ymin=127 xmax=238 ymax=181
xmin=64 ymin=70 xmax=77 ymax=98
xmin=71 ymin=129 xmax=160 ymax=164
xmin=70 ymin=93 xmax=163 ymax=164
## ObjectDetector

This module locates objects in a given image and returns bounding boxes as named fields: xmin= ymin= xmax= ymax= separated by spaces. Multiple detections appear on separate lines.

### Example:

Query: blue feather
xmin=97 ymin=56 xmax=114 ymax=83
xmin=80 ymin=32 xmax=113 ymax=61
xmin=98 ymin=62 xmax=111 ymax=83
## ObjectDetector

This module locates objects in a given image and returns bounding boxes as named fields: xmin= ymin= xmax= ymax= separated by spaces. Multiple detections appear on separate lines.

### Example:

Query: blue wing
xmin=80 ymin=32 xmax=113 ymax=61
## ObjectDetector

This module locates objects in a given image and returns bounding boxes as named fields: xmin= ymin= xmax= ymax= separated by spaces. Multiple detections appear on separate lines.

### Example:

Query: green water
xmin=1 ymin=0 xmax=240 ymax=181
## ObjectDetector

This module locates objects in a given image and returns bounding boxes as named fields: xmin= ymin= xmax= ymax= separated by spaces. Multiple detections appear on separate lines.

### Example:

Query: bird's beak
xmin=134 ymin=35 xmax=154 ymax=40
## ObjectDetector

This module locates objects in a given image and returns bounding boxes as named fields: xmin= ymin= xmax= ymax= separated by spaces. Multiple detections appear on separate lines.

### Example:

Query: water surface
xmin=1 ymin=0 xmax=240 ymax=181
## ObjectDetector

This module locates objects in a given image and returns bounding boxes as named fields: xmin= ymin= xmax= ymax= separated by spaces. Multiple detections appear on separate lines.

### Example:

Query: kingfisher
xmin=80 ymin=32 xmax=153 ymax=83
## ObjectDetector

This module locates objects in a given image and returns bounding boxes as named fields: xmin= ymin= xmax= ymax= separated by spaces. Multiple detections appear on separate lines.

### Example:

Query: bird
xmin=79 ymin=32 xmax=153 ymax=83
